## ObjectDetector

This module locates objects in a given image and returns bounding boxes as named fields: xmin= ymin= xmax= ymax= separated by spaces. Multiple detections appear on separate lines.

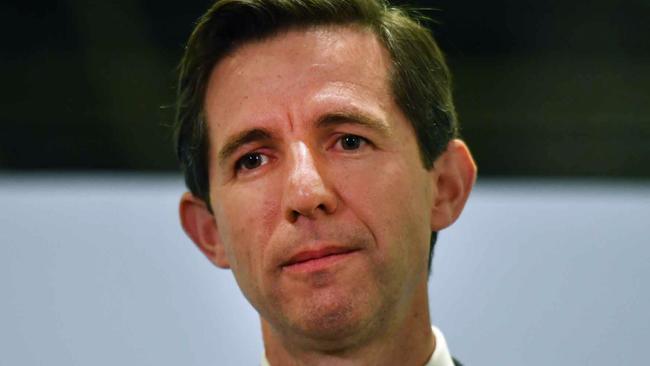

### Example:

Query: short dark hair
xmin=174 ymin=0 xmax=459 ymax=269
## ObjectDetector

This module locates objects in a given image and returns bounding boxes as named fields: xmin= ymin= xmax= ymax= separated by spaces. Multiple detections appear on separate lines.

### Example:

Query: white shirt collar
xmin=427 ymin=325 xmax=455 ymax=366
xmin=261 ymin=325 xmax=455 ymax=366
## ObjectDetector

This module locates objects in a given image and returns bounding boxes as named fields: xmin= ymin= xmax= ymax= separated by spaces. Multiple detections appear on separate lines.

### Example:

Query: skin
xmin=180 ymin=25 xmax=476 ymax=365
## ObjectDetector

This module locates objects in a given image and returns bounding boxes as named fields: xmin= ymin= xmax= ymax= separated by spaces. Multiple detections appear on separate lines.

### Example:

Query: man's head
xmin=176 ymin=0 xmax=476 ymax=354
xmin=176 ymin=0 xmax=458 ymax=206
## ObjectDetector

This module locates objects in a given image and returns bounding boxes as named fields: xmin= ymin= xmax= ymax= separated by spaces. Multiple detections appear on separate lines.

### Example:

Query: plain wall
xmin=1 ymin=175 xmax=648 ymax=365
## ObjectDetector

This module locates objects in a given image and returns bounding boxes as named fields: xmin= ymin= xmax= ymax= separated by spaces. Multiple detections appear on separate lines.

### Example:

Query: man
xmin=175 ymin=0 xmax=476 ymax=365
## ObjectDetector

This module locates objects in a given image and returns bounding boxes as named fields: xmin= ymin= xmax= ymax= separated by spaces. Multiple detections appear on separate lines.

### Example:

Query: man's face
xmin=202 ymin=26 xmax=439 ymax=341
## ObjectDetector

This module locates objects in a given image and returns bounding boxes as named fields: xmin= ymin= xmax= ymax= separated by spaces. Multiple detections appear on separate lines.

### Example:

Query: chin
xmin=286 ymin=287 xmax=381 ymax=345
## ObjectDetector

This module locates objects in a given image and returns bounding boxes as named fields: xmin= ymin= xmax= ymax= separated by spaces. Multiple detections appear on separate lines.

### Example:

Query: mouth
xmin=282 ymin=246 xmax=359 ymax=273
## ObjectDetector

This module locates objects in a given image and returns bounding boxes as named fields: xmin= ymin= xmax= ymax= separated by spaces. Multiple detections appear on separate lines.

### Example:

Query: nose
xmin=282 ymin=142 xmax=338 ymax=222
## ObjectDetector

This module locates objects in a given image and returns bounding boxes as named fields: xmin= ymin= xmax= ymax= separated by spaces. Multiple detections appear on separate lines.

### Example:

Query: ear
xmin=179 ymin=192 xmax=231 ymax=269
xmin=430 ymin=139 xmax=477 ymax=231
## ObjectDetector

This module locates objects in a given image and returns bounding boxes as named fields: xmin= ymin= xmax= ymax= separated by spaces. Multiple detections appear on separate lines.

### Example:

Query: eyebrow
xmin=217 ymin=128 xmax=273 ymax=166
xmin=316 ymin=111 xmax=391 ymax=136
xmin=217 ymin=111 xmax=390 ymax=166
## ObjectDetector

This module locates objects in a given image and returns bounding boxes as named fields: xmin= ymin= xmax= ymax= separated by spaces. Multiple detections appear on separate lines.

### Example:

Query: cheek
xmin=346 ymin=157 xmax=429 ymax=216
xmin=338 ymin=158 xmax=432 ymax=262
xmin=214 ymin=184 xmax=281 ymax=272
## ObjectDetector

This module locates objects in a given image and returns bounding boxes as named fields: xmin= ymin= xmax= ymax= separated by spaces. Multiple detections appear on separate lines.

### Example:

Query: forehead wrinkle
xmin=206 ymin=25 xmax=398 ymax=166
xmin=309 ymin=81 xmax=394 ymax=134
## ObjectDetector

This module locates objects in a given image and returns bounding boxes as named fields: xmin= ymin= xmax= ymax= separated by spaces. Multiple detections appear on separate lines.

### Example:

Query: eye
xmin=338 ymin=134 xmax=366 ymax=150
xmin=235 ymin=152 xmax=269 ymax=172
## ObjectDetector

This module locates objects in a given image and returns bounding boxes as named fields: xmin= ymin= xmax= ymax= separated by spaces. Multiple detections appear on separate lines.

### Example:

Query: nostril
xmin=289 ymin=210 xmax=299 ymax=222
xmin=287 ymin=202 xmax=329 ymax=222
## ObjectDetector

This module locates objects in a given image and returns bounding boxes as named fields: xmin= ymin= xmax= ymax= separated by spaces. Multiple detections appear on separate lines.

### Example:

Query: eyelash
xmin=233 ymin=134 xmax=370 ymax=174
xmin=334 ymin=134 xmax=368 ymax=151
xmin=235 ymin=152 xmax=270 ymax=172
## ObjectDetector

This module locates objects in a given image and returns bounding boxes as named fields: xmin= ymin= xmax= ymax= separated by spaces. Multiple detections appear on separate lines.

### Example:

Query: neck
xmin=262 ymin=280 xmax=435 ymax=366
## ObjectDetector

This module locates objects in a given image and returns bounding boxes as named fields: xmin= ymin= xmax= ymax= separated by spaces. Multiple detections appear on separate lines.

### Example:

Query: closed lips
xmin=283 ymin=247 xmax=358 ymax=267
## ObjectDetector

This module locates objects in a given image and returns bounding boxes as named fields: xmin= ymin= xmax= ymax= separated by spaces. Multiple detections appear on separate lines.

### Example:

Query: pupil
xmin=243 ymin=154 xmax=261 ymax=169
xmin=342 ymin=135 xmax=360 ymax=150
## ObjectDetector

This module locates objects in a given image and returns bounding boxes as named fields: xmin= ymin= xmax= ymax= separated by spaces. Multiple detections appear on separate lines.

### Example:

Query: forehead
xmin=203 ymin=25 xmax=395 ymax=139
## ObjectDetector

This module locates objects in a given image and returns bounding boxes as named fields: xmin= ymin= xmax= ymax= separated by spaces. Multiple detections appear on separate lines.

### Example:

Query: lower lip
xmin=282 ymin=250 xmax=358 ymax=274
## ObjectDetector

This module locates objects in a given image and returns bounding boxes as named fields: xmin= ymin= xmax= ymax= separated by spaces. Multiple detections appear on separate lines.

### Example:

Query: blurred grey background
xmin=1 ymin=177 xmax=648 ymax=365
xmin=1 ymin=0 xmax=649 ymax=365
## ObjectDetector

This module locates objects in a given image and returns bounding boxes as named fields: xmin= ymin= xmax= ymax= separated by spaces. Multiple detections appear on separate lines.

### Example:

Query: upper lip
xmin=282 ymin=245 xmax=358 ymax=267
